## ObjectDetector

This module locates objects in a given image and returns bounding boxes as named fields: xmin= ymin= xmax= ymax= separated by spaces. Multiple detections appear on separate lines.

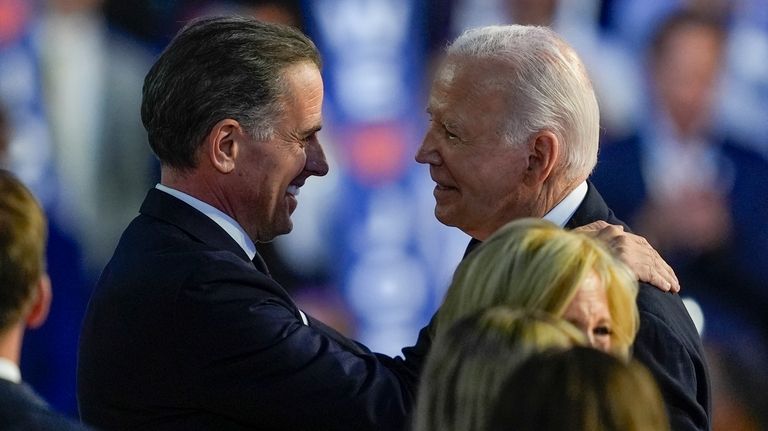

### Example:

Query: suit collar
xmin=0 ymin=378 xmax=49 ymax=409
xmin=140 ymin=188 xmax=255 ymax=267
xmin=155 ymin=184 xmax=257 ymax=261
xmin=565 ymin=180 xmax=629 ymax=230
xmin=543 ymin=181 xmax=588 ymax=227
xmin=464 ymin=181 xmax=628 ymax=258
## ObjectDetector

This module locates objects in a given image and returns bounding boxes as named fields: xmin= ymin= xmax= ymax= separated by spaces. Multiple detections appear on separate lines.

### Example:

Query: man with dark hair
xmin=78 ymin=16 xmax=681 ymax=431
xmin=0 ymin=170 xmax=91 ymax=430
xmin=77 ymin=16 xmax=428 ymax=431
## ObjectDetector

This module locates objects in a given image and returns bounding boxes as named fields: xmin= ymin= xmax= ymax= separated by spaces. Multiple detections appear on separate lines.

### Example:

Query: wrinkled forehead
xmin=429 ymin=55 xmax=514 ymax=112
xmin=427 ymin=59 xmax=511 ymax=132
xmin=435 ymin=55 xmax=512 ymax=88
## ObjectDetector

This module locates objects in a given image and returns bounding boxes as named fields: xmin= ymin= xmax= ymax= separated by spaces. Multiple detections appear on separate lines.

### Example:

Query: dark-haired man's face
xmin=231 ymin=62 xmax=328 ymax=242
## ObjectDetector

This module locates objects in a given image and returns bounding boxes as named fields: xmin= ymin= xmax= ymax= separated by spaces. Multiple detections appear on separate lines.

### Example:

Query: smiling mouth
xmin=286 ymin=185 xmax=300 ymax=197
xmin=434 ymin=181 xmax=458 ymax=192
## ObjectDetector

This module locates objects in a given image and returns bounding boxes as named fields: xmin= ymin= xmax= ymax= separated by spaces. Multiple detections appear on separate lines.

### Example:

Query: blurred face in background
xmin=653 ymin=23 xmax=724 ymax=137
xmin=562 ymin=272 xmax=613 ymax=352
xmin=506 ymin=0 xmax=558 ymax=26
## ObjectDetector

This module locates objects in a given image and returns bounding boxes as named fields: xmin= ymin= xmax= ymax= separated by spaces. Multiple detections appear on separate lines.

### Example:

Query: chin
xmin=275 ymin=219 xmax=294 ymax=237
xmin=434 ymin=208 xmax=459 ymax=229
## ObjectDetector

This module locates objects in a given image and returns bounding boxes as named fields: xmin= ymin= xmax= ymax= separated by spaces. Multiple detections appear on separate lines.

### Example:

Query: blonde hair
xmin=490 ymin=346 xmax=670 ymax=431
xmin=0 ymin=170 xmax=47 ymax=331
xmin=436 ymin=218 xmax=638 ymax=357
xmin=414 ymin=306 xmax=586 ymax=431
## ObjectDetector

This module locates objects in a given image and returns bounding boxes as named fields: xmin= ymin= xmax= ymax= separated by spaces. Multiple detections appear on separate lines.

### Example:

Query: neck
xmin=0 ymin=325 xmax=24 ymax=365
xmin=161 ymin=167 xmax=229 ymax=215
xmin=533 ymin=176 xmax=580 ymax=217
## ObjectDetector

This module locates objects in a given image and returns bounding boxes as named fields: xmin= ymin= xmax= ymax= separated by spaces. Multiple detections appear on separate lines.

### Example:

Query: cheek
xmin=593 ymin=335 xmax=611 ymax=352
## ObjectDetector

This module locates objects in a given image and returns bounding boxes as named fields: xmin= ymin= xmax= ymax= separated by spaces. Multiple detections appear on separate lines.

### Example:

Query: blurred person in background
xmin=436 ymin=218 xmax=639 ymax=359
xmin=0 ymin=170 xmax=91 ymax=430
xmin=1 ymin=3 xmax=154 ymax=411
xmin=413 ymin=306 xmax=586 ymax=431
xmin=609 ymin=0 xmax=768 ymax=157
xmin=489 ymin=346 xmax=670 ymax=431
xmin=591 ymin=8 xmax=768 ymax=429
xmin=416 ymin=24 xmax=709 ymax=430
xmin=0 ymin=96 xmax=88 ymax=416
xmin=38 ymin=0 xmax=156 ymax=275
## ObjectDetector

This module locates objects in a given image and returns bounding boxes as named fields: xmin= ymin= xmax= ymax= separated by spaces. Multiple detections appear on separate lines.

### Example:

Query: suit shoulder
xmin=635 ymin=285 xmax=704 ymax=353
xmin=0 ymin=383 xmax=90 ymax=431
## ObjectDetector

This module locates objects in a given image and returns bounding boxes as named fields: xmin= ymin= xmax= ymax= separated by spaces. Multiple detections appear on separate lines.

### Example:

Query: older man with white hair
xmin=417 ymin=25 xmax=709 ymax=431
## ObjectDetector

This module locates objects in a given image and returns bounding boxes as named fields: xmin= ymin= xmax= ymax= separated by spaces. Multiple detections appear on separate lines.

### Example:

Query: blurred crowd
xmin=0 ymin=0 xmax=766 ymax=429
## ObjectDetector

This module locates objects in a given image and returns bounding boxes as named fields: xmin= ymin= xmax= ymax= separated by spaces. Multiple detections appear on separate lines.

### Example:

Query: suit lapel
xmin=565 ymin=181 xmax=630 ymax=231
xmin=139 ymin=188 xmax=271 ymax=276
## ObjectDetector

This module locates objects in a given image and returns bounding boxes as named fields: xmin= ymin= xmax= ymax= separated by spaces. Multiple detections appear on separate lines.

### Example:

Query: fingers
xmin=572 ymin=220 xmax=611 ymax=233
xmin=644 ymin=263 xmax=669 ymax=292
xmin=657 ymin=250 xmax=680 ymax=293
xmin=629 ymin=233 xmax=679 ymax=293
xmin=634 ymin=233 xmax=680 ymax=293
xmin=573 ymin=221 xmax=680 ymax=293
xmin=592 ymin=226 xmax=679 ymax=293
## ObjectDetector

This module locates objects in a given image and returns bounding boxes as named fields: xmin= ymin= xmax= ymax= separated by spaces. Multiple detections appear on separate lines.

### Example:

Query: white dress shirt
xmin=155 ymin=184 xmax=257 ymax=260
xmin=543 ymin=181 xmax=588 ymax=227
xmin=154 ymin=184 xmax=308 ymax=326
xmin=0 ymin=357 xmax=21 ymax=383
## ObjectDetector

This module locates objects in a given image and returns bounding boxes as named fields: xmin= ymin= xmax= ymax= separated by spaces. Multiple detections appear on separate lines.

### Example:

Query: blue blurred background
xmin=0 ymin=0 xmax=766 ymax=429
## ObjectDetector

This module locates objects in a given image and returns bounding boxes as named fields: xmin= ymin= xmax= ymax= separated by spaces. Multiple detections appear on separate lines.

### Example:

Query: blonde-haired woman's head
xmin=489 ymin=346 xmax=670 ymax=431
xmin=436 ymin=218 xmax=639 ymax=357
xmin=414 ymin=306 xmax=586 ymax=431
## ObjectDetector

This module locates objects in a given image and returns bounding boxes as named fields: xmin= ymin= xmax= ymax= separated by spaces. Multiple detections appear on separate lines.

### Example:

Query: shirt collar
xmin=543 ymin=181 xmax=588 ymax=227
xmin=155 ymin=184 xmax=257 ymax=260
xmin=0 ymin=357 xmax=21 ymax=383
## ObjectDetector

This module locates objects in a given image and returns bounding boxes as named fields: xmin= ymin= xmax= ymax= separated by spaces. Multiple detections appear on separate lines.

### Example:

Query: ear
xmin=26 ymin=274 xmax=51 ymax=329
xmin=205 ymin=119 xmax=244 ymax=174
xmin=523 ymin=131 xmax=560 ymax=186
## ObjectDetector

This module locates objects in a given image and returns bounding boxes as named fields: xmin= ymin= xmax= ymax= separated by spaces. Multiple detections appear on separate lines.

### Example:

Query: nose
xmin=306 ymin=139 xmax=329 ymax=177
xmin=586 ymin=331 xmax=596 ymax=348
xmin=415 ymin=131 xmax=441 ymax=165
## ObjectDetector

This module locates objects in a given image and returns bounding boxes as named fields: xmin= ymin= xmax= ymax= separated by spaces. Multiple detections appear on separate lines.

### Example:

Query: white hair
xmin=447 ymin=25 xmax=600 ymax=182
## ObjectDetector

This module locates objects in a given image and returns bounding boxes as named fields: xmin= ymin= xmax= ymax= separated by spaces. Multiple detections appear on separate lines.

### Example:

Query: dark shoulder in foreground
xmin=0 ymin=379 xmax=92 ymax=430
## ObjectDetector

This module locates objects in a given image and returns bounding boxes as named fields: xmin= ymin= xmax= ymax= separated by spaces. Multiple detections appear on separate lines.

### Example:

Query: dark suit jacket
xmin=77 ymin=189 xmax=431 ymax=431
xmin=0 ymin=378 xmax=91 ymax=430
xmin=565 ymin=183 xmax=711 ymax=431
xmin=463 ymin=182 xmax=711 ymax=430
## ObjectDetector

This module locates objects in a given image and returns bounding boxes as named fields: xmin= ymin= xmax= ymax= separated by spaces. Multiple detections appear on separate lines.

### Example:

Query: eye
xmin=300 ymin=133 xmax=316 ymax=146
xmin=593 ymin=326 xmax=612 ymax=337
xmin=444 ymin=126 xmax=459 ymax=141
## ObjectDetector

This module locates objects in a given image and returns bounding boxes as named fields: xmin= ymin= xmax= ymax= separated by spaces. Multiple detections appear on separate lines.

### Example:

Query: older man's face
xmin=416 ymin=57 xmax=534 ymax=240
